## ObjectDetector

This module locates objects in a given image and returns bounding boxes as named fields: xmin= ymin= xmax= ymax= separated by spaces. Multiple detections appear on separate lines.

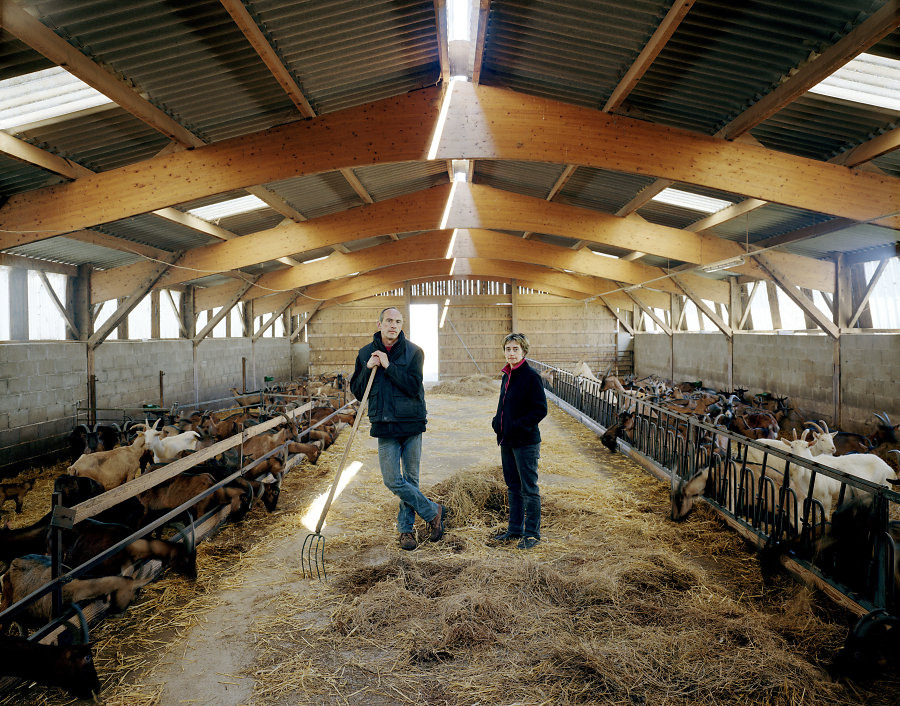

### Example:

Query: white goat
xmin=141 ymin=419 xmax=200 ymax=463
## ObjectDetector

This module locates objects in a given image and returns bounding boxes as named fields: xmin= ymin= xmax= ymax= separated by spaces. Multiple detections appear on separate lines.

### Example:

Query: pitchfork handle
xmin=313 ymin=366 xmax=377 ymax=534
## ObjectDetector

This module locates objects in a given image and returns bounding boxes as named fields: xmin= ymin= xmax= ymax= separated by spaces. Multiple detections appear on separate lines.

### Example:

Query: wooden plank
xmin=72 ymin=402 xmax=313 ymax=523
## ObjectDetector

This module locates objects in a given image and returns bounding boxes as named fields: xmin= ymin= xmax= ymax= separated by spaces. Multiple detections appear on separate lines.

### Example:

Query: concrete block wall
xmin=633 ymin=332 xmax=900 ymax=433
xmin=840 ymin=334 xmax=900 ymax=433
xmin=0 ymin=342 xmax=87 ymax=470
xmin=292 ymin=343 xmax=310 ymax=377
xmin=95 ymin=340 xmax=193 ymax=413
xmin=634 ymin=333 xmax=671 ymax=380
xmin=673 ymin=334 xmax=730 ymax=391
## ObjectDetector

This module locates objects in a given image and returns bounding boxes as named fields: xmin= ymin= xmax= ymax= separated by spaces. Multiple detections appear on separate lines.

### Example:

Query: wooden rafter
xmin=35 ymin=270 xmax=78 ymax=338
xmin=618 ymin=284 xmax=671 ymax=335
xmin=847 ymin=258 xmax=889 ymax=329
xmin=471 ymin=1 xmax=491 ymax=85
xmin=597 ymin=295 xmax=635 ymax=335
xmin=717 ymin=2 xmax=900 ymax=140
xmin=252 ymin=294 xmax=300 ymax=342
xmin=88 ymin=253 xmax=181 ymax=349
xmin=673 ymin=276 xmax=732 ymax=338
xmin=752 ymin=253 xmax=839 ymax=339
xmin=192 ymin=276 xmax=260 ymax=345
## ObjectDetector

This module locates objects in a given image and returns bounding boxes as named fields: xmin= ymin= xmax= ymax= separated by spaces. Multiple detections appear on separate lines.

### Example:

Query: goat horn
xmin=818 ymin=419 xmax=830 ymax=433
xmin=874 ymin=411 xmax=892 ymax=426
xmin=804 ymin=421 xmax=825 ymax=435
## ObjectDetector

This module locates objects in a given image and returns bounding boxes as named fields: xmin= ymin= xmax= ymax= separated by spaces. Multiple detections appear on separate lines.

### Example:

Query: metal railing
xmin=532 ymin=360 xmax=900 ymax=617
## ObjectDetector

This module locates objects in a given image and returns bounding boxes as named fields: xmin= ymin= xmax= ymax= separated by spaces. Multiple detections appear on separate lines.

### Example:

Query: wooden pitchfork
xmin=301 ymin=366 xmax=376 ymax=580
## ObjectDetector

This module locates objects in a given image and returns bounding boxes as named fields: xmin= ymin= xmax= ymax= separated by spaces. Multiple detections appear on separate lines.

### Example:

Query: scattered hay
xmin=428 ymin=374 xmax=498 ymax=396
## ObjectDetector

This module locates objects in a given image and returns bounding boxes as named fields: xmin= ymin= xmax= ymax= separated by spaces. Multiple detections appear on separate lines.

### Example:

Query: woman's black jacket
xmin=350 ymin=330 xmax=427 ymax=439
xmin=492 ymin=360 xmax=547 ymax=447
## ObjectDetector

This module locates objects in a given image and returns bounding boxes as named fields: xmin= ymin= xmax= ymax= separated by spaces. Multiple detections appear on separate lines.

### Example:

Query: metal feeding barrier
xmin=301 ymin=367 xmax=376 ymax=580
xmin=531 ymin=360 xmax=900 ymax=623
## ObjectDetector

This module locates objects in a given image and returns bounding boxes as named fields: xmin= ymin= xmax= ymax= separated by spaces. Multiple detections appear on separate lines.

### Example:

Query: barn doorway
xmin=410 ymin=303 xmax=439 ymax=382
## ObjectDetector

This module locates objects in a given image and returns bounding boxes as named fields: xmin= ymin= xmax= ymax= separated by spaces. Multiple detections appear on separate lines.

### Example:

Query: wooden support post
xmin=150 ymin=289 xmax=160 ymax=339
xmin=68 ymin=264 xmax=92 ymax=341
xmin=181 ymin=286 xmax=196 ymax=339
xmin=766 ymin=281 xmax=782 ymax=330
xmin=116 ymin=297 xmax=129 ymax=340
xmin=510 ymin=278 xmax=519 ymax=332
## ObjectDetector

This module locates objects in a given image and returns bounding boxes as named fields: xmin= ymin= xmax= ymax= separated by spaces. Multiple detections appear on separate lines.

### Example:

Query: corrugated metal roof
xmin=266 ymin=171 xmax=364 ymax=219
xmin=557 ymin=167 xmax=656 ymax=214
xmin=626 ymin=0 xmax=890 ymax=134
xmin=751 ymin=94 xmax=900 ymax=160
xmin=474 ymin=160 xmax=568 ymax=199
xmin=99 ymin=214 xmax=220 ymax=252
xmin=252 ymin=0 xmax=440 ymax=115
xmin=481 ymin=0 xmax=675 ymax=109
xmin=0 ymin=153 xmax=66 ymax=196
xmin=353 ymin=161 xmax=449 ymax=201
xmin=5 ymin=236 xmax=141 ymax=270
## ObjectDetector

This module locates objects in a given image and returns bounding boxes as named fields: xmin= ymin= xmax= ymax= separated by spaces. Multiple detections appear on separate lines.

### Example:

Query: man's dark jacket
xmin=350 ymin=330 xmax=427 ymax=438
xmin=492 ymin=360 xmax=547 ymax=447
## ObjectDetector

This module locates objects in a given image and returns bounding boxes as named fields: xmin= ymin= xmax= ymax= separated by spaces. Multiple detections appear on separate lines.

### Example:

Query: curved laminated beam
xmin=3 ymin=84 xmax=900 ymax=242
xmin=91 ymin=183 xmax=832 ymax=302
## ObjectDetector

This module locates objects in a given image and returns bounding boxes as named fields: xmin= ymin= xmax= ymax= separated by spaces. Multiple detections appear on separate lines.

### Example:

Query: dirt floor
xmin=3 ymin=385 xmax=899 ymax=705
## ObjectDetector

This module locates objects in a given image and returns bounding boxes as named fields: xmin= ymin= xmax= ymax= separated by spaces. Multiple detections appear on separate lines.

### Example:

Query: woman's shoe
xmin=517 ymin=536 xmax=540 ymax=549
xmin=492 ymin=530 xmax=523 ymax=543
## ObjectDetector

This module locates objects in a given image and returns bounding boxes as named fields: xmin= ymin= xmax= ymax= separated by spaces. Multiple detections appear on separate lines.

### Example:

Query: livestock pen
xmin=2 ymin=376 xmax=897 ymax=705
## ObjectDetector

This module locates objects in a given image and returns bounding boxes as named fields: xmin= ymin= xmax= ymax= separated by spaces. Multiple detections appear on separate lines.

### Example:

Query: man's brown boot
xmin=428 ymin=504 xmax=445 ymax=542
xmin=399 ymin=532 xmax=417 ymax=551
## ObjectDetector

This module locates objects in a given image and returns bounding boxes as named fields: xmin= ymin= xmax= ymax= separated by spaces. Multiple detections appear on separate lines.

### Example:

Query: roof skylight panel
xmin=650 ymin=188 xmax=732 ymax=214
xmin=0 ymin=66 xmax=114 ymax=131
xmin=187 ymin=195 xmax=269 ymax=220
xmin=808 ymin=53 xmax=900 ymax=113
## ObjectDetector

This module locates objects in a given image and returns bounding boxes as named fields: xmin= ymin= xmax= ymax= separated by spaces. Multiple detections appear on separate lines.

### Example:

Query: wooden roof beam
xmin=718 ymin=2 xmax=900 ymax=140
xmin=7 ymin=84 xmax=900 ymax=241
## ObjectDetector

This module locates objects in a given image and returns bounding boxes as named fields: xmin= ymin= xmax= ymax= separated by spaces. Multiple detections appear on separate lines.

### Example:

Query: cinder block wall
xmin=633 ymin=333 xmax=671 ymax=380
xmin=0 ymin=342 xmax=88 ymax=470
xmin=673 ymin=334 xmax=729 ymax=390
xmin=1 ymin=337 xmax=295 ymax=475
xmin=95 ymin=340 xmax=194 ymax=412
xmin=634 ymin=332 xmax=900 ymax=433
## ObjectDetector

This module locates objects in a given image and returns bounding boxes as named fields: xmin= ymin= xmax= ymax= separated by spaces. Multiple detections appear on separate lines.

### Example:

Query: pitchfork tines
xmin=301 ymin=366 xmax=376 ymax=580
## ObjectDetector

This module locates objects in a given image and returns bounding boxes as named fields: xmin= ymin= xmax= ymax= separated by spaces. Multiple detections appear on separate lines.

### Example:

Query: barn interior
xmin=1 ymin=0 xmax=899 ymax=703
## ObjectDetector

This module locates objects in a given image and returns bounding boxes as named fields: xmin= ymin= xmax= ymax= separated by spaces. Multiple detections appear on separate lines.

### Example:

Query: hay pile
xmin=241 ymin=462 xmax=859 ymax=705
xmin=429 ymin=374 xmax=499 ymax=396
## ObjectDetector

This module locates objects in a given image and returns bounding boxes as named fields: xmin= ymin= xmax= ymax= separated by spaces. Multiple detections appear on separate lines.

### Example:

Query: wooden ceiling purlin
xmin=449 ymin=228 xmax=729 ymax=302
xmin=89 ymin=188 xmax=451 ymax=302
xmin=716 ymin=1 xmax=900 ymax=141
xmin=6 ymin=84 xmax=900 ymax=243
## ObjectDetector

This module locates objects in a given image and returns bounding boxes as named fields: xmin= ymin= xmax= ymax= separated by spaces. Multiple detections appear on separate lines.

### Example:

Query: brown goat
xmin=0 ymin=479 xmax=34 ymax=513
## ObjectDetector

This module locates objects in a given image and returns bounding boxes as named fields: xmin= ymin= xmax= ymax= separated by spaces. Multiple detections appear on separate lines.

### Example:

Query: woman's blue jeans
xmin=377 ymin=434 xmax=438 ymax=533
xmin=500 ymin=443 xmax=541 ymax=538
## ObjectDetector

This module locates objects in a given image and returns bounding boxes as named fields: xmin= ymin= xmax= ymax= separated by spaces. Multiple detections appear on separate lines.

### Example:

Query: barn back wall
xmin=634 ymin=332 xmax=900 ymax=431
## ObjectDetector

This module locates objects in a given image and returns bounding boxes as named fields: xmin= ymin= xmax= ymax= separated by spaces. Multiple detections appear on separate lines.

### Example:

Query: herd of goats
xmin=0 ymin=374 xmax=355 ymax=698
xmin=585 ymin=370 xmax=900 ymax=667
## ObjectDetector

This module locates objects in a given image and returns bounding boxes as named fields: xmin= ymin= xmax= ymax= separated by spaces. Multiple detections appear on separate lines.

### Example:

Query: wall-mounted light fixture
xmin=700 ymin=255 xmax=745 ymax=273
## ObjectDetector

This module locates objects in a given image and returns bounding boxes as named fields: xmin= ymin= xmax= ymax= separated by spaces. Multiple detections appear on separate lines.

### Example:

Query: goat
xmin=0 ymin=637 xmax=100 ymax=698
xmin=58 ymin=519 xmax=196 ymax=580
xmin=53 ymin=475 xmax=144 ymax=529
xmin=601 ymin=408 xmax=635 ymax=453
xmin=246 ymin=471 xmax=283 ymax=512
xmin=137 ymin=473 xmax=252 ymax=527
xmin=0 ymin=479 xmax=35 ymax=514
xmin=140 ymin=419 xmax=200 ymax=463
xmin=67 ymin=423 xmax=121 ymax=459
xmin=0 ymin=511 xmax=53 ymax=564
xmin=1 ymin=554 xmax=146 ymax=623
xmin=832 ymin=412 xmax=900 ymax=457
xmin=67 ymin=432 xmax=149 ymax=491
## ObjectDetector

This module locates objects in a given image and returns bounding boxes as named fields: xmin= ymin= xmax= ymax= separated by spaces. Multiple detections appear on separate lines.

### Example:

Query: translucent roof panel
xmin=0 ymin=66 xmax=113 ymax=132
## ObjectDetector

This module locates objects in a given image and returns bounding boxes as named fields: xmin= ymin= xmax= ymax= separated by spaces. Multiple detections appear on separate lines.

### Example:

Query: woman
xmin=491 ymin=333 xmax=548 ymax=549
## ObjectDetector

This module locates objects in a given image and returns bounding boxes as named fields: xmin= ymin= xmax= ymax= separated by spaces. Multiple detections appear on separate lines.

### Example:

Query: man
xmin=350 ymin=307 xmax=445 ymax=551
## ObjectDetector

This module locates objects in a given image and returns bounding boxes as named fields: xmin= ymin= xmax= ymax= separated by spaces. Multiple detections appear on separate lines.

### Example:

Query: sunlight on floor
xmin=300 ymin=460 xmax=363 ymax=531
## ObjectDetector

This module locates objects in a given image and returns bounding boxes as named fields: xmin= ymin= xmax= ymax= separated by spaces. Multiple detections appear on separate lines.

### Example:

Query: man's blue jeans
xmin=500 ymin=443 xmax=541 ymax=538
xmin=377 ymin=434 xmax=438 ymax=533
